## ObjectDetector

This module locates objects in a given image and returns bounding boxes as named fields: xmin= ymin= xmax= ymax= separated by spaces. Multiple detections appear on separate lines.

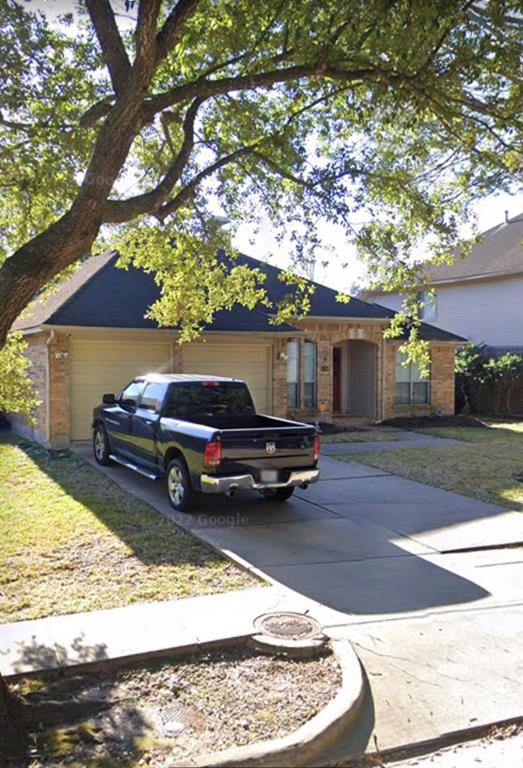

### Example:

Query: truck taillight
xmin=204 ymin=440 xmax=222 ymax=467
xmin=312 ymin=434 xmax=320 ymax=461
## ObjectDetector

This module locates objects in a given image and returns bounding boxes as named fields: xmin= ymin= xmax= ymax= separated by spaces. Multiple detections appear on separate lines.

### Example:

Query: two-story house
xmin=362 ymin=212 xmax=523 ymax=356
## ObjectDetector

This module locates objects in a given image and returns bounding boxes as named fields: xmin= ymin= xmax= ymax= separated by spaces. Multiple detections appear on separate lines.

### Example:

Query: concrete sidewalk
xmin=0 ymin=586 xmax=319 ymax=677
xmin=3 ymin=445 xmax=522 ymax=762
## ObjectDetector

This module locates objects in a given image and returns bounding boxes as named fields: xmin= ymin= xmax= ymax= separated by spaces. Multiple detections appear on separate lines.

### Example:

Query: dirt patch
xmin=9 ymin=645 xmax=341 ymax=766
xmin=306 ymin=421 xmax=368 ymax=435
xmin=380 ymin=415 xmax=488 ymax=430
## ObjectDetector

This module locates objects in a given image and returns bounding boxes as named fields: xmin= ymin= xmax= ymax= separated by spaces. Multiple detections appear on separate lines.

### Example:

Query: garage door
xmin=70 ymin=339 xmax=171 ymax=439
xmin=182 ymin=343 xmax=272 ymax=413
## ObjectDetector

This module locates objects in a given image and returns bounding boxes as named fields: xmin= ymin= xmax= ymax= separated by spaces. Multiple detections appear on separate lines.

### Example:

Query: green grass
xmin=415 ymin=420 xmax=523 ymax=443
xmin=0 ymin=437 xmax=258 ymax=624
xmin=336 ymin=421 xmax=523 ymax=511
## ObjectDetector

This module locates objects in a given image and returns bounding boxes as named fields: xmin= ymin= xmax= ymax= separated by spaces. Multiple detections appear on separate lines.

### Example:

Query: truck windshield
xmin=164 ymin=381 xmax=255 ymax=419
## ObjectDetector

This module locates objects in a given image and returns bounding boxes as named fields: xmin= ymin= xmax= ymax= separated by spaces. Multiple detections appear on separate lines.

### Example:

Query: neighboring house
xmin=11 ymin=251 xmax=464 ymax=448
xmin=362 ymin=213 xmax=523 ymax=355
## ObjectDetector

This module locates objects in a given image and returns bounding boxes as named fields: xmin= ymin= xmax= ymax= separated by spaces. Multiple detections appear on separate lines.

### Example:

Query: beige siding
xmin=69 ymin=339 xmax=172 ymax=439
xmin=182 ymin=342 xmax=272 ymax=413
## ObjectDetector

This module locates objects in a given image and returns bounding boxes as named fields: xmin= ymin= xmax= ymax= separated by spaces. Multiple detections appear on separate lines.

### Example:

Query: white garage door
xmin=70 ymin=339 xmax=171 ymax=440
xmin=182 ymin=343 xmax=272 ymax=413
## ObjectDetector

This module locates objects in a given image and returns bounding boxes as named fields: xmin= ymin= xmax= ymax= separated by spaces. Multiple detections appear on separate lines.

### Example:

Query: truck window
xmin=139 ymin=382 xmax=167 ymax=412
xmin=164 ymin=381 xmax=255 ymax=419
xmin=118 ymin=380 xmax=145 ymax=407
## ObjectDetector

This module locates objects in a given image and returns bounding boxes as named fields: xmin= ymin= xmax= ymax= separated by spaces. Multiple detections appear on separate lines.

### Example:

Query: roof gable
xmin=13 ymin=249 xmax=465 ymax=341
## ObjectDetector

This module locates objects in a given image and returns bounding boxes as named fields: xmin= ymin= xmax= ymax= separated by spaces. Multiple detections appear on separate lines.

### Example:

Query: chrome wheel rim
xmin=94 ymin=430 xmax=105 ymax=460
xmin=168 ymin=466 xmax=184 ymax=506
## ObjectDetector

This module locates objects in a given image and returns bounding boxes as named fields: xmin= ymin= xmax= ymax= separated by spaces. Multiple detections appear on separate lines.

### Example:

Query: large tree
xmin=0 ymin=0 xmax=521 ymax=753
xmin=0 ymin=0 xmax=521 ymax=348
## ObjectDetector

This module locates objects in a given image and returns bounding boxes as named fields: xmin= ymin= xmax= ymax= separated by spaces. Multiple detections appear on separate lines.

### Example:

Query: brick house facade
xmin=11 ymin=252 xmax=462 ymax=448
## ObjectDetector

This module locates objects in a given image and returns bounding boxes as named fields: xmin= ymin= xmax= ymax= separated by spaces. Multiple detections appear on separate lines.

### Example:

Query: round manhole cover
xmin=253 ymin=611 xmax=321 ymax=641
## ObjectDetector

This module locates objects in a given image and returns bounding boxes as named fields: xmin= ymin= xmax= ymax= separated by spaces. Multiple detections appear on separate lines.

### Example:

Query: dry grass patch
xmin=10 ymin=646 xmax=341 ymax=767
xmin=0 ymin=437 xmax=258 ymax=623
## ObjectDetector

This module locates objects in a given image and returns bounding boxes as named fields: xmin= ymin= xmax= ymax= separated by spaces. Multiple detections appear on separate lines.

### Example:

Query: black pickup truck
xmin=92 ymin=373 xmax=320 ymax=511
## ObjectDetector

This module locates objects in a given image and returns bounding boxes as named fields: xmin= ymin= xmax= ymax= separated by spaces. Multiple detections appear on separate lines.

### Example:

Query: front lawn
xmin=0 ymin=437 xmax=258 ymax=624
xmin=416 ymin=420 xmax=523 ymax=443
xmin=337 ymin=421 xmax=523 ymax=510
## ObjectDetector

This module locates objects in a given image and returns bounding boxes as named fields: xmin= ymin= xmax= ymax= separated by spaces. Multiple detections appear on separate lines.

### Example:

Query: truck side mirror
xmin=102 ymin=393 xmax=116 ymax=405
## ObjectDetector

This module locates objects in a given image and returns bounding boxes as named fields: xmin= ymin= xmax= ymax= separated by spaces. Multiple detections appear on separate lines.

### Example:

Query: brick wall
xmin=285 ymin=320 xmax=386 ymax=421
xmin=384 ymin=342 xmax=455 ymax=420
xmin=47 ymin=332 xmax=71 ymax=448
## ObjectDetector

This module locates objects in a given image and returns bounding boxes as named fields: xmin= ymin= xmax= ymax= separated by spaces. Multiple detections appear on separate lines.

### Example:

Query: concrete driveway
xmin=76 ymin=445 xmax=523 ymax=758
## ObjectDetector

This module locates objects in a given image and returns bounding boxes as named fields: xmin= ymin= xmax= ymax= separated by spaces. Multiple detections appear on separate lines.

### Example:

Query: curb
xmin=171 ymin=638 xmax=365 ymax=768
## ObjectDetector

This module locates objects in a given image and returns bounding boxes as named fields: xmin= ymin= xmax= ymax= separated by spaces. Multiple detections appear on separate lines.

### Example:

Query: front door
xmin=333 ymin=347 xmax=342 ymax=412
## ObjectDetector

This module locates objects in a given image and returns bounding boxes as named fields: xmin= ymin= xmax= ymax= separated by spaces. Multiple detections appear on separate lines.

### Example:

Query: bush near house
xmin=456 ymin=345 xmax=523 ymax=416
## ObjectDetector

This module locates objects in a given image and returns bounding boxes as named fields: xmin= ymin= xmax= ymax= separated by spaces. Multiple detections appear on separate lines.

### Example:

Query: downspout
xmin=381 ymin=339 xmax=386 ymax=421
xmin=45 ymin=330 xmax=56 ymax=447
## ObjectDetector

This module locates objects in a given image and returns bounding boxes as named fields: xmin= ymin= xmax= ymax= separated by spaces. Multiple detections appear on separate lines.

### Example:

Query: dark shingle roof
xmin=13 ymin=249 xmax=465 ymax=341
xmin=233 ymin=252 xmax=393 ymax=319
xmin=426 ymin=214 xmax=523 ymax=283
xmin=364 ymin=214 xmax=523 ymax=298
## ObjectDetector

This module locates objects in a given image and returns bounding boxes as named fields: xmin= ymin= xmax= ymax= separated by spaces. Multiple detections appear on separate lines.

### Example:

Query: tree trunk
xmin=0 ymin=673 xmax=26 ymax=758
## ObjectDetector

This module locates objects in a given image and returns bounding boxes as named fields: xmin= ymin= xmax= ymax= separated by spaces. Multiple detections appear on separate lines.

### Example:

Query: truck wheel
xmin=93 ymin=425 xmax=112 ymax=466
xmin=167 ymin=458 xmax=196 ymax=512
xmin=261 ymin=487 xmax=295 ymax=502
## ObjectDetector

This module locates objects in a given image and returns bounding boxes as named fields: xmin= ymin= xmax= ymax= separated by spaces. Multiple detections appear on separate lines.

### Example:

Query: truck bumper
xmin=200 ymin=468 xmax=320 ymax=494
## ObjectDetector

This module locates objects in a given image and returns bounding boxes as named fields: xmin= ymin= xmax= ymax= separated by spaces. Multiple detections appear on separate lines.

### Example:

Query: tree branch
xmin=102 ymin=98 xmax=203 ymax=223
xmin=156 ymin=0 xmax=201 ymax=63
xmin=85 ymin=0 xmax=131 ymax=93
xmin=144 ymin=63 xmax=406 ymax=116
xmin=135 ymin=0 xmax=162 ymax=69
xmin=157 ymin=145 xmax=255 ymax=220
xmin=251 ymin=150 xmax=310 ymax=187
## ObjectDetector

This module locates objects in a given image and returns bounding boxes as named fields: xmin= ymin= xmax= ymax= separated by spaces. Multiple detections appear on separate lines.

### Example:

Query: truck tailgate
xmin=217 ymin=427 xmax=316 ymax=473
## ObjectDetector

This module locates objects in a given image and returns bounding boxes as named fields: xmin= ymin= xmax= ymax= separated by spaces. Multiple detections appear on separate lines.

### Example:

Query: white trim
xmin=298 ymin=316 xmax=390 ymax=323
xmin=44 ymin=330 xmax=55 ymax=446
xmin=40 ymin=323 xmax=299 ymax=338
xmin=13 ymin=326 xmax=44 ymax=336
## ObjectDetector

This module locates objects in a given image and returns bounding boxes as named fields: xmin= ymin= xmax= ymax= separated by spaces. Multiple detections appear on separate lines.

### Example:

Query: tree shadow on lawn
xmin=14 ymin=439 xmax=226 ymax=570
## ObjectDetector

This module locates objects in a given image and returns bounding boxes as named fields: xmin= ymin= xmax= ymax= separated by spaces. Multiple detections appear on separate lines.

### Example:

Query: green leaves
xmin=114 ymin=220 xmax=269 ymax=340
xmin=0 ymin=0 xmax=521 ymax=350
xmin=0 ymin=334 xmax=40 ymax=417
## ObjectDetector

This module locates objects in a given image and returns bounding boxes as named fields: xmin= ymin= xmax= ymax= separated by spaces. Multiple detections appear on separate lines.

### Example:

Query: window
xmin=286 ymin=339 xmax=317 ymax=409
xmin=395 ymin=351 xmax=430 ymax=405
xmin=139 ymin=382 xmax=167 ymax=412
xmin=303 ymin=341 xmax=317 ymax=408
xmin=286 ymin=339 xmax=300 ymax=408
xmin=118 ymin=380 xmax=145 ymax=408
xmin=417 ymin=289 xmax=437 ymax=321
xmin=164 ymin=381 xmax=255 ymax=420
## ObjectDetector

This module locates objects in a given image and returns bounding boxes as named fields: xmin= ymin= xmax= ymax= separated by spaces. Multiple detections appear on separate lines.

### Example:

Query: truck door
xmin=131 ymin=381 xmax=168 ymax=467
xmin=107 ymin=379 xmax=145 ymax=456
